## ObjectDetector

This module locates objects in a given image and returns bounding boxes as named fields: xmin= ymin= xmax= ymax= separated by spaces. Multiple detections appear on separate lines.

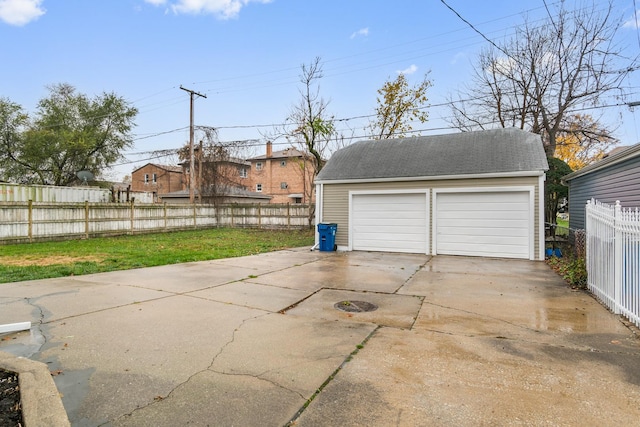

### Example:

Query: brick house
xmin=247 ymin=142 xmax=316 ymax=204
xmin=131 ymin=163 xmax=184 ymax=198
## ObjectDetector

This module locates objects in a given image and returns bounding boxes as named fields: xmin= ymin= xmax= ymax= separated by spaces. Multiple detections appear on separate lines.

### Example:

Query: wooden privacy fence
xmin=585 ymin=199 xmax=640 ymax=328
xmin=0 ymin=202 xmax=313 ymax=244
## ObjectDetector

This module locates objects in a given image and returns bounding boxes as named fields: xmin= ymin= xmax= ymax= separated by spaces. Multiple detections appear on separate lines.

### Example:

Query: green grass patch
xmin=0 ymin=228 xmax=314 ymax=283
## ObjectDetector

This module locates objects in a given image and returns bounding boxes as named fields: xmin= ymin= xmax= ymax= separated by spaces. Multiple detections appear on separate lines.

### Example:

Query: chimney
xmin=266 ymin=141 xmax=272 ymax=158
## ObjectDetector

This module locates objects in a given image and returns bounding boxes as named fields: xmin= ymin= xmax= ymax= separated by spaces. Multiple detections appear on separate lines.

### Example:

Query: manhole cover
xmin=334 ymin=300 xmax=378 ymax=313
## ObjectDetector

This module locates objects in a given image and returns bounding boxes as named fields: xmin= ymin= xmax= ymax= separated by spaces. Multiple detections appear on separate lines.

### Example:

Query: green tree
xmin=545 ymin=157 xmax=573 ymax=229
xmin=369 ymin=73 xmax=432 ymax=139
xmin=0 ymin=99 xmax=29 ymax=180
xmin=0 ymin=83 xmax=138 ymax=185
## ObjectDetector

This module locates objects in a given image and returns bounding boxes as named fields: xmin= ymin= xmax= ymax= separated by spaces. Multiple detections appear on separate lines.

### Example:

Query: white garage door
xmin=436 ymin=191 xmax=531 ymax=259
xmin=352 ymin=193 xmax=428 ymax=254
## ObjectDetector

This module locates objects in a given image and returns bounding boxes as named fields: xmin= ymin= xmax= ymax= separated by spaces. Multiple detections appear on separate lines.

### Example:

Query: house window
xmin=144 ymin=174 xmax=149 ymax=184
xmin=239 ymin=168 xmax=247 ymax=178
xmin=280 ymin=182 xmax=288 ymax=189
xmin=280 ymin=160 xmax=287 ymax=167
xmin=256 ymin=162 xmax=263 ymax=171
xmin=294 ymin=197 xmax=302 ymax=204
xmin=152 ymin=173 xmax=157 ymax=183
xmin=256 ymin=183 xmax=262 ymax=192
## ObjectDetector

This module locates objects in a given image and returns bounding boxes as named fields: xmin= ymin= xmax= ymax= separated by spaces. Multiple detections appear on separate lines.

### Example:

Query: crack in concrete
xmin=25 ymin=297 xmax=47 ymax=346
xmin=208 ymin=368 xmax=307 ymax=400
xmin=109 ymin=311 xmax=270 ymax=425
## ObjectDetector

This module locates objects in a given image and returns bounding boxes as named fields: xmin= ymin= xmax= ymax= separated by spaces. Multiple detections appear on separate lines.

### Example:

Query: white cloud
xmin=450 ymin=52 xmax=466 ymax=65
xmin=397 ymin=64 xmax=418 ymax=75
xmin=146 ymin=0 xmax=272 ymax=19
xmin=0 ymin=0 xmax=45 ymax=26
xmin=350 ymin=27 xmax=368 ymax=39
xmin=623 ymin=10 xmax=639 ymax=29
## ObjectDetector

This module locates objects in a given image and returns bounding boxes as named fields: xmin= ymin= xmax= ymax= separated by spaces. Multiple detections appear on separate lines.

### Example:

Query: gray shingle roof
xmin=315 ymin=128 xmax=549 ymax=182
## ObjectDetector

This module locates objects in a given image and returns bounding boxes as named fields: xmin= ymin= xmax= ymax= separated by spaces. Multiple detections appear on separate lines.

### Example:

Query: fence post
xmin=614 ymin=201 xmax=622 ymax=314
xmin=164 ymin=202 xmax=167 ymax=231
xmin=193 ymin=204 xmax=197 ymax=228
xmin=287 ymin=203 xmax=291 ymax=230
xmin=130 ymin=200 xmax=135 ymax=235
xmin=85 ymin=200 xmax=89 ymax=239
xmin=28 ymin=200 xmax=33 ymax=243
xmin=258 ymin=203 xmax=261 ymax=228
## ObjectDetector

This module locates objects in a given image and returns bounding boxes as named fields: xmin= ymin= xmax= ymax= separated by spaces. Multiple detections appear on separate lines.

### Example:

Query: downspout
xmin=538 ymin=173 xmax=546 ymax=261
xmin=311 ymin=182 xmax=322 ymax=251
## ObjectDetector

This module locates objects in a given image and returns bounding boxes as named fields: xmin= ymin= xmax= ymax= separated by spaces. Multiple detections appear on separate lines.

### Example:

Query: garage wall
xmin=320 ymin=176 xmax=543 ymax=258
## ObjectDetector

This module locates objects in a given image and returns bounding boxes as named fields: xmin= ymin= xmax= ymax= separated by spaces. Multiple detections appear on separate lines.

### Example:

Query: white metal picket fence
xmin=585 ymin=199 xmax=640 ymax=327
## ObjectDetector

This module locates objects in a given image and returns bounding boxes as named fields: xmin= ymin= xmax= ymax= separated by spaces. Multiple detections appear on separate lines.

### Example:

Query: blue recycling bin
xmin=317 ymin=223 xmax=337 ymax=252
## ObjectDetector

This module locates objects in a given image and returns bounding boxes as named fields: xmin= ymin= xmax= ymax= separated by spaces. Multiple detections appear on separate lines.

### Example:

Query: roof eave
xmin=563 ymin=143 xmax=640 ymax=182
xmin=315 ymin=170 xmax=546 ymax=185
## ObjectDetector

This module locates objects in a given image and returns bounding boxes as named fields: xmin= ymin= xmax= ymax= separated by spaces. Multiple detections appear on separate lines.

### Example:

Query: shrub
xmin=547 ymin=255 xmax=588 ymax=289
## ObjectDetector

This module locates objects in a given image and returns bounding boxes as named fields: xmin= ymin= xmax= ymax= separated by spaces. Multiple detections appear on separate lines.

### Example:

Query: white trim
xmin=314 ymin=183 xmax=323 ymax=248
xmin=316 ymin=170 xmax=546 ymax=185
xmin=432 ymin=186 xmax=536 ymax=260
xmin=538 ymin=174 xmax=546 ymax=260
xmin=349 ymin=189 xmax=430 ymax=254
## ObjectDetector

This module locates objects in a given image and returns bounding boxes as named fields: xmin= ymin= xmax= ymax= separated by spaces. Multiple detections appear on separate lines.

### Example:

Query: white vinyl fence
xmin=585 ymin=199 xmax=640 ymax=327
xmin=0 ymin=183 xmax=154 ymax=204
xmin=0 ymin=202 xmax=313 ymax=244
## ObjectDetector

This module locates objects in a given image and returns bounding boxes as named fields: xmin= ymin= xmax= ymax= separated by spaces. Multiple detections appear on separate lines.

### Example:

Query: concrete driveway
xmin=1 ymin=249 xmax=640 ymax=426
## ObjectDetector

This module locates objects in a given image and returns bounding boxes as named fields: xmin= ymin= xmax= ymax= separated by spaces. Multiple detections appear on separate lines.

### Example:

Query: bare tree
xmin=267 ymin=57 xmax=337 ymax=226
xmin=448 ymin=1 xmax=635 ymax=157
xmin=178 ymin=127 xmax=250 ymax=211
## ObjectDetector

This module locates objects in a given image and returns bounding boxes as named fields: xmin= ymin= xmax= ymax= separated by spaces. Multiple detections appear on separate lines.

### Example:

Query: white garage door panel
xmin=352 ymin=193 xmax=427 ymax=253
xmin=436 ymin=191 xmax=530 ymax=259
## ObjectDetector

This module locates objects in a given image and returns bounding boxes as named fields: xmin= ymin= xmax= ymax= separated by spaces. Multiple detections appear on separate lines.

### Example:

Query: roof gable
xmin=132 ymin=163 xmax=182 ymax=174
xmin=316 ymin=128 xmax=548 ymax=182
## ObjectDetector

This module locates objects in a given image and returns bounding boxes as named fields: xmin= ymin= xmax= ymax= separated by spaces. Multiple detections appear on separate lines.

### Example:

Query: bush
xmin=547 ymin=255 xmax=588 ymax=289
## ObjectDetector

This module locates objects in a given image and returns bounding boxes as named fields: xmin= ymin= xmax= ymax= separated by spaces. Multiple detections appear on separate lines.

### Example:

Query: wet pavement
xmin=1 ymin=249 xmax=640 ymax=426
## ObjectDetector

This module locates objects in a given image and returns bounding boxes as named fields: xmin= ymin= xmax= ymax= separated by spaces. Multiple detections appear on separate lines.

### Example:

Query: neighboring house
xmin=563 ymin=143 xmax=640 ymax=230
xmin=181 ymin=157 xmax=251 ymax=198
xmin=314 ymin=128 xmax=549 ymax=260
xmin=131 ymin=164 xmax=184 ymax=199
xmin=248 ymin=142 xmax=315 ymax=204
xmin=159 ymin=187 xmax=271 ymax=204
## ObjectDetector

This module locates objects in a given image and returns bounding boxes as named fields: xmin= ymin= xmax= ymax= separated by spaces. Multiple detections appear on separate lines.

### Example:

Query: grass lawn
xmin=0 ymin=228 xmax=315 ymax=284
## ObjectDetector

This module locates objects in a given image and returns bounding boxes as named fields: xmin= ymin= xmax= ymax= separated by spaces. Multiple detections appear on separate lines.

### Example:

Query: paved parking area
xmin=2 ymin=249 xmax=640 ymax=426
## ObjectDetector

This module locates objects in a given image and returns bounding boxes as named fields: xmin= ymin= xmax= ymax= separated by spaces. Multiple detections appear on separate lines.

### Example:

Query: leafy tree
xmin=545 ymin=157 xmax=573 ymax=229
xmin=0 ymin=99 xmax=29 ymax=180
xmin=447 ymin=1 xmax=633 ymax=157
xmin=0 ymin=83 xmax=137 ymax=185
xmin=369 ymin=72 xmax=432 ymax=139
xmin=555 ymin=114 xmax=617 ymax=170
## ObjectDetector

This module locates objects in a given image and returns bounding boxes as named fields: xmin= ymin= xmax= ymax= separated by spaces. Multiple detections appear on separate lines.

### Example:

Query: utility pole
xmin=180 ymin=86 xmax=207 ymax=203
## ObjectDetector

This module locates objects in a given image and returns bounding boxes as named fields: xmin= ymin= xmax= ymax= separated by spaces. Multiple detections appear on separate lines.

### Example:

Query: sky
xmin=1 ymin=0 xmax=639 ymax=181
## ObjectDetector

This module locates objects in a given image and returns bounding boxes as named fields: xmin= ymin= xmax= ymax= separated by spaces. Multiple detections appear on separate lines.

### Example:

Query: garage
xmin=435 ymin=190 xmax=532 ymax=259
xmin=315 ymin=128 xmax=549 ymax=260
xmin=351 ymin=192 xmax=428 ymax=254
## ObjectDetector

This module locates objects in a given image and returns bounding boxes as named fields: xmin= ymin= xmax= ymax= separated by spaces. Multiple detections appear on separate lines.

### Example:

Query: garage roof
xmin=316 ymin=128 xmax=548 ymax=182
